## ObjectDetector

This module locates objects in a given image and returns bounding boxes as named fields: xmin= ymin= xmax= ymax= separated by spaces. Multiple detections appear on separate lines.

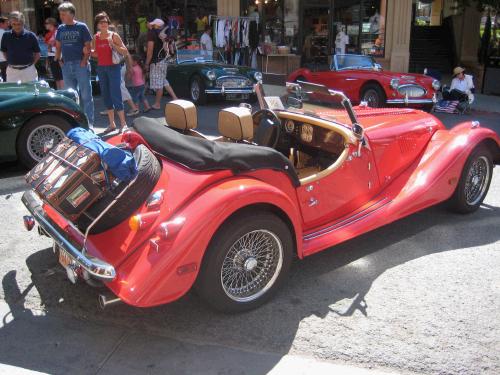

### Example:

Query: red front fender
xmin=106 ymin=177 xmax=302 ymax=307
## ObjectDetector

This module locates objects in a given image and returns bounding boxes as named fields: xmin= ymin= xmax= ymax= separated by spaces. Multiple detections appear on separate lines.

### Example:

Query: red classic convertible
xmin=288 ymin=54 xmax=440 ymax=109
xmin=22 ymin=82 xmax=499 ymax=313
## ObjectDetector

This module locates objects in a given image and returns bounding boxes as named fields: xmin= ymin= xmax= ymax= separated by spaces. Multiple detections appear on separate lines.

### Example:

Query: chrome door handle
xmin=308 ymin=197 xmax=318 ymax=207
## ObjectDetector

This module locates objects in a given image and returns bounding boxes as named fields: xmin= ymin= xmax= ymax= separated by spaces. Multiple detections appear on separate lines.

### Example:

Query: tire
xmin=361 ymin=83 xmax=386 ymax=108
xmin=78 ymin=144 xmax=161 ymax=234
xmin=17 ymin=114 xmax=72 ymax=169
xmin=189 ymin=75 xmax=207 ymax=105
xmin=448 ymin=145 xmax=493 ymax=214
xmin=196 ymin=211 xmax=293 ymax=313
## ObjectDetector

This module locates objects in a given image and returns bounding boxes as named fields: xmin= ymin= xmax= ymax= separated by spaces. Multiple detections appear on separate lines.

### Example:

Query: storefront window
xmin=333 ymin=0 xmax=386 ymax=58
xmin=360 ymin=0 xmax=386 ymax=57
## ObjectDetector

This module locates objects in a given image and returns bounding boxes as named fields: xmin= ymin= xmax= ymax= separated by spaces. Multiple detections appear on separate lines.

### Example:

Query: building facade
xmin=0 ymin=0 xmax=484 ymax=76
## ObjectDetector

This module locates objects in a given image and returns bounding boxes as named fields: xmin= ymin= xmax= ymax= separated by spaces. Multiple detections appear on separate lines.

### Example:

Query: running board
xmin=302 ymin=197 xmax=392 ymax=256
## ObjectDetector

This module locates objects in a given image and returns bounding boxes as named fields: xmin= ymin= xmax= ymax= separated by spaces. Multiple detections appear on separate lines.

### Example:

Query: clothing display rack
xmin=208 ymin=14 xmax=260 ymax=68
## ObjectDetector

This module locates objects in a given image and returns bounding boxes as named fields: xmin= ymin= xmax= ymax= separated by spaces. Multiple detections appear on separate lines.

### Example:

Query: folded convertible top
xmin=132 ymin=117 xmax=300 ymax=187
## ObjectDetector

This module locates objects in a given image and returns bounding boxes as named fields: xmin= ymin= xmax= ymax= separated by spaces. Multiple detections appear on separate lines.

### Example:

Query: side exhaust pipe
xmin=98 ymin=293 xmax=122 ymax=310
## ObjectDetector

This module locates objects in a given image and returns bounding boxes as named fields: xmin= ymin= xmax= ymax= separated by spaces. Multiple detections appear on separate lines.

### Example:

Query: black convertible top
xmin=132 ymin=117 xmax=300 ymax=187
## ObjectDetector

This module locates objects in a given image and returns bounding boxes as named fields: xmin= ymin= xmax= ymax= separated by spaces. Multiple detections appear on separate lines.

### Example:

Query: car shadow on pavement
xmin=1 ymin=204 xmax=500 ymax=374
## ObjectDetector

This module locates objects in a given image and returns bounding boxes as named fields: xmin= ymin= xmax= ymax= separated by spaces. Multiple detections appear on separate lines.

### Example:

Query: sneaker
xmin=126 ymin=109 xmax=140 ymax=117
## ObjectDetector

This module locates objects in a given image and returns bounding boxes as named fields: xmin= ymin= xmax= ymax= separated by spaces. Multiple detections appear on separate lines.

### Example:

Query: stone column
xmin=72 ymin=0 xmax=94 ymax=31
xmin=217 ymin=0 xmax=239 ymax=17
xmin=389 ymin=0 xmax=412 ymax=73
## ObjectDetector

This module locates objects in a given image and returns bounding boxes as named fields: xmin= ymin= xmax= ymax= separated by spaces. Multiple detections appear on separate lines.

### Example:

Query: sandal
xmin=126 ymin=109 xmax=140 ymax=117
xmin=118 ymin=125 xmax=129 ymax=133
xmin=143 ymin=107 xmax=152 ymax=113
xmin=151 ymin=105 xmax=161 ymax=110
xmin=102 ymin=126 xmax=116 ymax=134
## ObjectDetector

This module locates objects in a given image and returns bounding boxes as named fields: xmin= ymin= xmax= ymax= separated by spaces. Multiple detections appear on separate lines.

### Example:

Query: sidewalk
xmin=0 ymin=301 xmax=402 ymax=375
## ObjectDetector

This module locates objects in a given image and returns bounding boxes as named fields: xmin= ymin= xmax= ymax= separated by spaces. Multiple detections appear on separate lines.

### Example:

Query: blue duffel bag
xmin=66 ymin=127 xmax=138 ymax=182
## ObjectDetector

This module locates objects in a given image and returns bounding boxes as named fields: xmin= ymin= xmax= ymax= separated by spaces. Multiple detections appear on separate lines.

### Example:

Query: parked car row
xmin=2 ymin=52 xmax=441 ymax=171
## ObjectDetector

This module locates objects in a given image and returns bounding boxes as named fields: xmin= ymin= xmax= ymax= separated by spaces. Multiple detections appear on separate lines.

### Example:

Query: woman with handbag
xmin=92 ymin=12 xmax=129 ymax=134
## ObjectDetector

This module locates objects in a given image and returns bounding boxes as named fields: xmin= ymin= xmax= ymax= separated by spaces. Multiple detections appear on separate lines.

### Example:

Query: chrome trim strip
xmin=303 ymin=197 xmax=391 ymax=241
xmin=22 ymin=190 xmax=116 ymax=281
xmin=205 ymin=88 xmax=255 ymax=94
xmin=386 ymin=98 xmax=434 ymax=104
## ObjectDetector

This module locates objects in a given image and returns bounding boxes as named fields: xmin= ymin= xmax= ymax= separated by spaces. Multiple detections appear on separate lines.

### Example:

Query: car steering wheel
xmin=252 ymin=109 xmax=282 ymax=149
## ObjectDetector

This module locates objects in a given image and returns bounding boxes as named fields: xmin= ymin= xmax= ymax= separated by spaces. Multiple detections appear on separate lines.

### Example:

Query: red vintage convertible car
xmin=288 ymin=54 xmax=440 ymax=109
xmin=22 ymin=82 xmax=499 ymax=313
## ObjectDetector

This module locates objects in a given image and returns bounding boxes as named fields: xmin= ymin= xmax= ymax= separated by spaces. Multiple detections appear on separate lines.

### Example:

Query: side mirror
xmin=286 ymin=96 xmax=303 ymax=109
xmin=374 ymin=63 xmax=382 ymax=71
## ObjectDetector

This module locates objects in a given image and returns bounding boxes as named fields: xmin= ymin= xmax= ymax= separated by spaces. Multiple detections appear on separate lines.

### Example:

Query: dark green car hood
xmin=179 ymin=62 xmax=257 ymax=78
xmin=0 ymin=82 xmax=53 ymax=102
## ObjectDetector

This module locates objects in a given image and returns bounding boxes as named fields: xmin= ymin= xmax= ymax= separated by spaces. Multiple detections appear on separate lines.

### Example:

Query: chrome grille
xmin=397 ymin=84 xmax=426 ymax=98
xmin=216 ymin=76 xmax=252 ymax=88
xmin=223 ymin=68 xmax=239 ymax=74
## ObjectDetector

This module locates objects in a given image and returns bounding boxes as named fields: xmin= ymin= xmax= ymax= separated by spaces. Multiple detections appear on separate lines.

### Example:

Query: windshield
xmin=333 ymin=54 xmax=375 ymax=70
xmin=176 ymin=49 xmax=225 ymax=64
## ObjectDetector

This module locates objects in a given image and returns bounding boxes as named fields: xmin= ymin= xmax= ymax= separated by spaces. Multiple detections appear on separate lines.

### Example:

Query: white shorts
xmin=149 ymin=62 xmax=170 ymax=90
xmin=6 ymin=64 xmax=38 ymax=83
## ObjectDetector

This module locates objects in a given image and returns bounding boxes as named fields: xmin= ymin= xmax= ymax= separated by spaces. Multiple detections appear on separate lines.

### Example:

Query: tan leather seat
xmin=165 ymin=100 xmax=205 ymax=138
xmin=217 ymin=107 xmax=253 ymax=142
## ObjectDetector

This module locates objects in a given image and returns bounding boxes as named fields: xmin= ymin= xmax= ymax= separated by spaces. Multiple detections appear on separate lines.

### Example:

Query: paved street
xmin=0 ymin=94 xmax=499 ymax=375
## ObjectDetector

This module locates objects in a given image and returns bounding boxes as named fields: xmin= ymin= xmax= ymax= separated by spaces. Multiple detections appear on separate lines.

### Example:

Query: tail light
xmin=128 ymin=211 xmax=160 ymax=231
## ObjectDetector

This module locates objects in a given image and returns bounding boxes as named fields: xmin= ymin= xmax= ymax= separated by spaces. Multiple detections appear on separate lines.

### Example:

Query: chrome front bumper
xmin=205 ymin=87 xmax=255 ymax=94
xmin=21 ymin=190 xmax=116 ymax=281
xmin=386 ymin=93 xmax=437 ymax=105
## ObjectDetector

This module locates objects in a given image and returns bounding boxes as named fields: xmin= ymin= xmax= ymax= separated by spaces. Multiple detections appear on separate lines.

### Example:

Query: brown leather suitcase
xmin=26 ymin=138 xmax=108 ymax=221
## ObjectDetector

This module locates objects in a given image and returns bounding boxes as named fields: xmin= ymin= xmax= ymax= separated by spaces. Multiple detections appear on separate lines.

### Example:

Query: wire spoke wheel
xmin=27 ymin=124 xmax=66 ymax=162
xmin=464 ymin=156 xmax=490 ymax=206
xmin=363 ymin=89 xmax=380 ymax=107
xmin=220 ymin=229 xmax=283 ymax=302
xmin=191 ymin=79 xmax=200 ymax=101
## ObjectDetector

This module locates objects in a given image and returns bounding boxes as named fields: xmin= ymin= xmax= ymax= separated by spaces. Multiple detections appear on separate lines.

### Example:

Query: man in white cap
xmin=145 ymin=18 xmax=177 ymax=109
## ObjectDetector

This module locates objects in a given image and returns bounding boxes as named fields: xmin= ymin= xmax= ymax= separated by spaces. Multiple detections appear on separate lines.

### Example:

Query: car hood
xmin=180 ymin=62 xmax=256 ymax=77
xmin=0 ymin=81 xmax=53 ymax=101
xmin=378 ymin=71 xmax=435 ymax=86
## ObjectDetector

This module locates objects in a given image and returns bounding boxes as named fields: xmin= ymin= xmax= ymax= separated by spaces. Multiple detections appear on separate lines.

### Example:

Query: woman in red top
xmin=91 ymin=12 xmax=129 ymax=133
xmin=44 ymin=18 xmax=63 ymax=89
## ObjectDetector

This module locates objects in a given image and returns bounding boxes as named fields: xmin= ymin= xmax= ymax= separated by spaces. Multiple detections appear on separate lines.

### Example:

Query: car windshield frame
xmin=176 ymin=49 xmax=226 ymax=65
xmin=332 ymin=54 xmax=376 ymax=71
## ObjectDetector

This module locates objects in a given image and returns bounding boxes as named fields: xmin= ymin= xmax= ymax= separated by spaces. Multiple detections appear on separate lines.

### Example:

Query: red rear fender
xmin=107 ymin=177 xmax=302 ymax=307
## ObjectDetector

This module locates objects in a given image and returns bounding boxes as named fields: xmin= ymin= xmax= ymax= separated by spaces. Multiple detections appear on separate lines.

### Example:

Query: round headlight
xmin=67 ymin=88 xmax=80 ymax=105
xmin=390 ymin=78 xmax=400 ymax=90
xmin=432 ymin=79 xmax=441 ymax=90
xmin=254 ymin=71 xmax=263 ymax=82
xmin=206 ymin=70 xmax=216 ymax=81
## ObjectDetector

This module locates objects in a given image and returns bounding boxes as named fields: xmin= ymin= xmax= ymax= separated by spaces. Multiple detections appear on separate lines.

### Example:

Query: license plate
xmin=58 ymin=247 xmax=73 ymax=268
xmin=226 ymin=94 xmax=249 ymax=100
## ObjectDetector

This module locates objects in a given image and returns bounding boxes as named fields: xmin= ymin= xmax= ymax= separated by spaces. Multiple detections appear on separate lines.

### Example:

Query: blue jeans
xmin=127 ymin=85 xmax=145 ymax=105
xmin=62 ymin=61 xmax=94 ymax=126
xmin=96 ymin=64 xmax=124 ymax=112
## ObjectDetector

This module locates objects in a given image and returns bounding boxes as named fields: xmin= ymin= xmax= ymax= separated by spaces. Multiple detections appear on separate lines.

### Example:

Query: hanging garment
xmin=249 ymin=21 xmax=259 ymax=49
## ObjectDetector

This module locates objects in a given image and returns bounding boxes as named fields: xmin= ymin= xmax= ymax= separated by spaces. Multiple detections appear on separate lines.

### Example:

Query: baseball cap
xmin=149 ymin=18 xmax=164 ymax=28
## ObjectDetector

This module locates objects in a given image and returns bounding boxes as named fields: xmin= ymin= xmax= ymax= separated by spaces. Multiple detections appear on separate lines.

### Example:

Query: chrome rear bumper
xmin=21 ymin=190 xmax=116 ymax=281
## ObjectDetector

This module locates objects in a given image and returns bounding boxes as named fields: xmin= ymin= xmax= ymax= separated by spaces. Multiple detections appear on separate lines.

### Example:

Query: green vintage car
xmin=167 ymin=50 xmax=263 ymax=105
xmin=0 ymin=81 xmax=88 ymax=168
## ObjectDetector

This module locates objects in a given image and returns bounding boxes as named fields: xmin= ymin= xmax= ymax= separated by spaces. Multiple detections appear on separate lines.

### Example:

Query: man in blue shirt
xmin=55 ymin=2 xmax=94 ymax=127
xmin=0 ymin=11 xmax=40 ymax=83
